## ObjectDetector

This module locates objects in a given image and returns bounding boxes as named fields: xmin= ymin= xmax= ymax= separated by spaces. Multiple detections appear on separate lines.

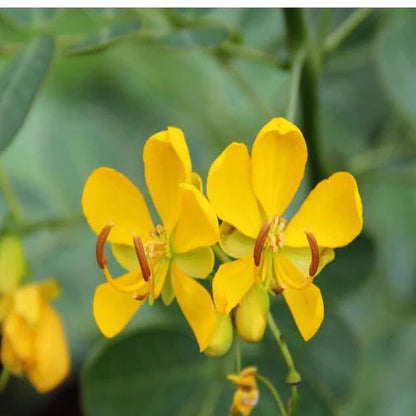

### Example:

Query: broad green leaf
xmin=163 ymin=27 xmax=230 ymax=49
xmin=376 ymin=13 xmax=416 ymax=127
xmin=0 ymin=35 xmax=54 ymax=154
xmin=1 ymin=8 xmax=60 ymax=30
xmin=64 ymin=21 xmax=140 ymax=55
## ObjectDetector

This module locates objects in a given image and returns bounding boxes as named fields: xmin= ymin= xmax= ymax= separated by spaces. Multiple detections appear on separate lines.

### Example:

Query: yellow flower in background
xmin=228 ymin=367 xmax=259 ymax=416
xmin=0 ymin=234 xmax=70 ymax=393
xmin=208 ymin=117 xmax=363 ymax=341
xmin=82 ymin=127 xmax=220 ymax=351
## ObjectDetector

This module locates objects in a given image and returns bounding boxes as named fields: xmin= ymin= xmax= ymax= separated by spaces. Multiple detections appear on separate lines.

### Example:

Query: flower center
xmin=144 ymin=225 xmax=170 ymax=260
xmin=253 ymin=216 xmax=286 ymax=266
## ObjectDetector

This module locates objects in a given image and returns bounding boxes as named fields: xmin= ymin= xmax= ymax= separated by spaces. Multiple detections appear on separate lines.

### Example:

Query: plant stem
xmin=22 ymin=215 xmax=83 ymax=235
xmin=322 ymin=8 xmax=373 ymax=57
xmin=285 ymin=48 xmax=305 ymax=122
xmin=267 ymin=313 xmax=301 ymax=415
xmin=0 ymin=164 xmax=24 ymax=226
xmin=283 ymin=8 xmax=325 ymax=185
xmin=234 ymin=333 xmax=241 ymax=373
xmin=212 ymin=243 xmax=231 ymax=263
xmin=256 ymin=372 xmax=288 ymax=416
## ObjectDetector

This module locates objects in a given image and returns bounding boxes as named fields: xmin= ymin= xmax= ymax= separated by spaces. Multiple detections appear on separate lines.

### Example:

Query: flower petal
xmin=251 ymin=118 xmax=307 ymax=217
xmin=172 ymin=184 xmax=219 ymax=253
xmin=143 ymin=127 xmax=192 ymax=232
xmin=82 ymin=167 xmax=154 ymax=245
xmin=282 ymin=284 xmax=324 ymax=342
xmin=27 ymin=299 xmax=70 ymax=393
xmin=212 ymin=254 xmax=256 ymax=315
xmin=219 ymin=222 xmax=255 ymax=259
xmin=171 ymin=263 xmax=216 ymax=352
xmin=93 ymin=270 xmax=146 ymax=338
xmin=281 ymin=247 xmax=335 ymax=277
xmin=284 ymin=172 xmax=363 ymax=248
xmin=111 ymin=244 xmax=138 ymax=271
xmin=207 ymin=142 xmax=264 ymax=238
xmin=173 ymin=247 xmax=214 ymax=278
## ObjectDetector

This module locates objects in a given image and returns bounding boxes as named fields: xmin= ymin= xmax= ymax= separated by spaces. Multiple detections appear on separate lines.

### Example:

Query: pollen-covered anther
xmin=253 ymin=221 xmax=272 ymax=266
xmin=132 ymin=292 xmax=147 ymax=301
xmin=96 ymin=223 xmax=114 ymax=269
xmin=305 ymin=230 xmax=320 ymax=277
xmin=271 ymin=284 xmax=285 ymax=295
xmin=133 ymin=234 xmax=151 ymax=282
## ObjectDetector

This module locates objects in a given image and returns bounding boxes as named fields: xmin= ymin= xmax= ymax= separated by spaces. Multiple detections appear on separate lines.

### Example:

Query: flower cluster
xmin=0 ymin=234 xmax=70 ymax=393
xmin=82 ymin=117 xmax=363 ymax=373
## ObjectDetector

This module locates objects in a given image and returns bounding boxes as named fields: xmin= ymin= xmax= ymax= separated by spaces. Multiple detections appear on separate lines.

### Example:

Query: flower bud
xmin=205 ymin=313 xmax=233 ymax=357
xmin=0 ymin=233 xmax=26 ymax=294
xmin=235 ymin=283 xmax=269 ymax=343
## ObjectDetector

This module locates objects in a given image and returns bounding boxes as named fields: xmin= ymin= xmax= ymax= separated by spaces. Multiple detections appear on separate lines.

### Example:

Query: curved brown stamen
xmin=96 ymin=223 xmax=114 ymax=269
xmin=133 ymin=234 xmax=151 ymax=282
xmin=272 ymin=285 xmax=284 ymax=295
xmin=305 ymin=230 xmax=319 ymax=277
xmin=253 ymin=221 xmax=271 ymax=266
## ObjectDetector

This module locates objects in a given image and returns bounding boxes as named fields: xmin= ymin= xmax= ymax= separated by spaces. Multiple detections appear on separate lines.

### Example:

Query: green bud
xmin=235 ymin=283 xmax=270 ymax=343
xmin=0 ymin=233 xmax=26 ymax=294
xmin=205 ymin=313 xmax=233 ymax=357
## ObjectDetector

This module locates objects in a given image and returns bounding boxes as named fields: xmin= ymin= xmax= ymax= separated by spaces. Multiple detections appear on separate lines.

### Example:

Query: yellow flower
xmin=207 ymin=118 xmax=363 ymax=341
xmin=227 ymin=367 xmax=259 ymax=416
xmin=82 ymin=127 xmax=220 ymax=351
xmin=0 ymin=235 xmax=70 ymax=393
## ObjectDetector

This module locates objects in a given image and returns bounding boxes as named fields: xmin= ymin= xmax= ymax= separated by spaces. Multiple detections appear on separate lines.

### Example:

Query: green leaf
xmin=163 ymin=27 xmax=230 ymax=49
xmin=0 ymin=35 xmax=54 ymax=154
xmin=64 ymin=21 xmax=141 ymax=56
xmin=1 ymin=8 xmax=60 ymax=30
xmin=81 ymin=328 xmax=233 ymax=416
xmin=376 ymin=13 xmax=416 ymax=127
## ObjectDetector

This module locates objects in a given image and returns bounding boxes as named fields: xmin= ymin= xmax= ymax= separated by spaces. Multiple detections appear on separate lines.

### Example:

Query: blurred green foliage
xmin=0 ymin=7 xmax=415 ymax=416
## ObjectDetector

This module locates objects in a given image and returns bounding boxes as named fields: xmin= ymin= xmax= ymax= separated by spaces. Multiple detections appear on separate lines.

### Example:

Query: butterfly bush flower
xmin=82 ymin=127 xmax=220 ymax=351
xmin=0 ymin=234 xmax=70 ymax=393
xmin=207 ymin=117 xmax=363 ymax=342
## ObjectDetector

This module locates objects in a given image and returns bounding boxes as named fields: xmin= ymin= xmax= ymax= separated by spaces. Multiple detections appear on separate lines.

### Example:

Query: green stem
xmin=22 ymin=215 xmax=83 ymax=235
xmin=0 ymin=368 xmax=10 ymax=392
xmin=285 ymin=48 xmax=305 ymax=122
xmin=267 ymin=313 xmax=301 ymax=414
xmin=212 ymin=244 xmax=231 ymax=263
xmin=322 ymin=8 xmax=373 ymax=57
xmin=256 ymin=372 xmax=288 ymax=416
xmin=284 ymin=8 xmax=325 ymax=185
xmin=234 ymin=333 xmax=241 ymax=373
xmin=0 ymin=164 xmax=24 ymax=225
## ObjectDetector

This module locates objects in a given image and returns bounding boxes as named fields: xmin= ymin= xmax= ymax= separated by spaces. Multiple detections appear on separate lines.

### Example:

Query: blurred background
xmin=0 ymin=7 xmax=415 ymax=416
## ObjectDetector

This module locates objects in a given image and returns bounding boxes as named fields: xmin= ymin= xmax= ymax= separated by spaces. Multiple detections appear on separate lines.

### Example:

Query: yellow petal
xmin=284 ymin=172 xmax=363 ymax=248
xmin=251 ymin=118 xmax=307 ymax=217
xmin=38 ymin=279 xmax=62 ymax=301
xmin=219 ymin=222 xmax=255 ymax=259
xmin=170 ymin=263 xmax=216 ymax=352
xmin=282 ymin=284 xmax=324 ymax=342
xmin=93 ymin=270 xmax=146 ymax=338
xmin=1 ymin=335 xmax=23 ymax=375
xmin=212 ymin=254 xmax=256 ymax=315
xmin=82 ymin=167 xmax=154 ymax=245
xmin=161 ymin=273 xmax=175 ymax=305
xmin=143 ymin=127 xmax=192 ymax=232
xmin=0 ymin=234 xmax=26 ymax=294
xmin=207 ymin=142 xmax=263 ymax=238
xmin=173 ymin=247 xmax=214 ymax=278
xmin=282 ymin=247 xmax=335 ymax=277
xmin=191 ymin=172 xmax=203 ymax=192
xmin=112 ymin=244 xmax=138 ymax=271
xmin=151 ymin=258 xmax=170 ymax=299
xmin=172 ymin=184 xmax=219 ymax=254
xmin=14 ymin=285 xmax=41 ymax=326
xmin=27 ymin=299 xmax=70 ymax=393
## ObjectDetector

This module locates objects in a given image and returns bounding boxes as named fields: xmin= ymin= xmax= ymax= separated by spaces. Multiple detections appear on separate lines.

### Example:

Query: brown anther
xmin=133 ymin=234 xmax=151 ymax=282
xmin=133 ymin=293 xmax=147 ymax=301
xmin=96 ymin=223 xmax=114 ymax=269
xmin=305 ymin=230 xmax=319 ymax=277
xmin=253 ymin=221 xmax=272 ymax=266
xmin=272 ymin=285 xmax=284 ymax=295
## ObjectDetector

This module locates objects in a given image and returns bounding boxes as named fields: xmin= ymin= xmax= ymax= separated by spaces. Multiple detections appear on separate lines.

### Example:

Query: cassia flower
xmin=0 ymin=234 xmax=70 ymax=393
xmin=82 ymin=127 xmax=219 ymax=351
xmin=228 ymin=367 xmax=259 ymax=416
xmin=207 ymin=117 xmax=363 ymax=341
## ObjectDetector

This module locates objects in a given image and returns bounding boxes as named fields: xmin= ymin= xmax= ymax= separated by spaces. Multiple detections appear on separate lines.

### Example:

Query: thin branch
xmin=257 ymin=372 xmax=288 ymax=416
